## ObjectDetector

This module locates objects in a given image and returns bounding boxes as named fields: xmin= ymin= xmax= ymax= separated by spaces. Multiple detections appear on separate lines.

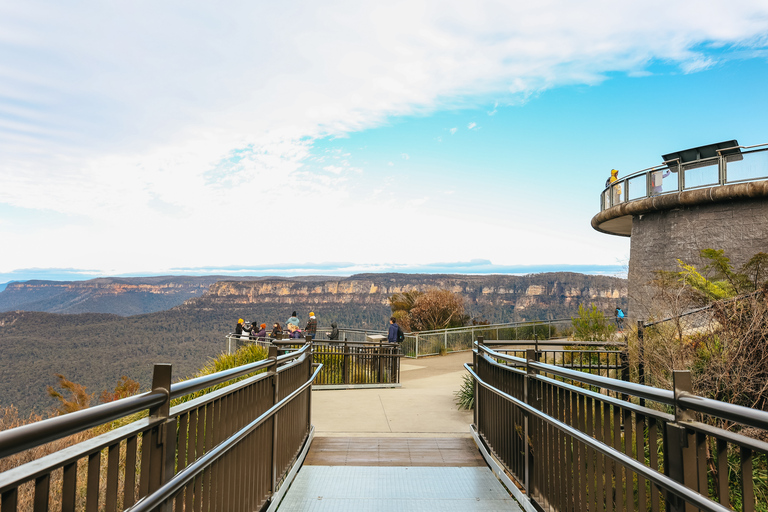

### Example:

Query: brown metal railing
xmin=469 ymin=338 xmax=768 ymax=512
xmin=274 ymin=339 xmax=401 ymax=387
xmin=0 ymin=342 xmax=318 ymax=512
xmin=486 ymin=340 xmax=630 ymax=385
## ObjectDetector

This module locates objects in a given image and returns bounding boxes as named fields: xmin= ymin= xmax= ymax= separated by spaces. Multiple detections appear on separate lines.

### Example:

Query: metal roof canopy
xmin=662 ymin=140 xmax=742 ymax=169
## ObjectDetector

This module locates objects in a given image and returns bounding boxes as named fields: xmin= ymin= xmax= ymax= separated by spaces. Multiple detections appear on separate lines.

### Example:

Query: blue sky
xmin=1 ymin=1 xmax=768 ymax=283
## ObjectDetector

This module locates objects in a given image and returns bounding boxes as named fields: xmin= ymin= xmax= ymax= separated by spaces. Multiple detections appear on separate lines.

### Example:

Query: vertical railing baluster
xmin=741 ymin=447 xmax=755 ymax=512
xmin=33 ymin=474 xmax=49 ymax=512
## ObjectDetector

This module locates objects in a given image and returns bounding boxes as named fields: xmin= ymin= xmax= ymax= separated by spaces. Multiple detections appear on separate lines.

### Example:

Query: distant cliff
xmin=0 ymin=276 xmax=250 ymax=315
xmin=179 ymin=272 xmax=627 ymax=322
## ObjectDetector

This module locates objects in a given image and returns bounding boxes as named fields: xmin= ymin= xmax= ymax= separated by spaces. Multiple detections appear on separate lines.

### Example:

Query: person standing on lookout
xmin=387 ymin=317 xmax=404 ymax=344
xmin=615 ymin=307 xmax=625 ymax=332
xmin=606 ymin=169 xmax=621 ymax=204
xmin=287 ymin=311 xmax=300 ymax=329
xmin=305 ymin=312 xmax=317 ymax=339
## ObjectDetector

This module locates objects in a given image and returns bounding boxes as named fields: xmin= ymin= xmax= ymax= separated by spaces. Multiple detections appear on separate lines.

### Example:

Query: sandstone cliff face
xmin=0 ymin=276 xmax=230 ymax=315
xmin=180 ymin=273 xmax=627 ymax=316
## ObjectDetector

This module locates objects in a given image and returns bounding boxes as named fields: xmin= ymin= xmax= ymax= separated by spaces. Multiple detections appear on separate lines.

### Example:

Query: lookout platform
xmin=275 ymin=351 xmax=522 ymax=510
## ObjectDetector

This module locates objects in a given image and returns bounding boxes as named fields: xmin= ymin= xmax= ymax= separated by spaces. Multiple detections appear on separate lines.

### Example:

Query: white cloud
xmin=467 ymin=122 xmax=477 ymax=130
xmin=401 ymin=153 xmax=410 ymax=160
xmin=1 ymin=0 xmax=767 ymax=272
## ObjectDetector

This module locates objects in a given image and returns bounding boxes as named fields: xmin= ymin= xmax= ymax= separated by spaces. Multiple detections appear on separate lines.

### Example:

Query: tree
xmin=47 ymin=374 xmax=94 ymax=414
xmin=571 ymin=304 xmax=615 ymax=341
xmin=389 ymin=288 xmax=468 ymax=331
xmin=674 ymin=249 xmax=768 ymax=302
xmin=642 ymin=249 xmax=768 ymax=413
xmin=410 ymin=289 xmax=468 ymax=331
xmin=100 ymin=376 xmax=141 ymax=403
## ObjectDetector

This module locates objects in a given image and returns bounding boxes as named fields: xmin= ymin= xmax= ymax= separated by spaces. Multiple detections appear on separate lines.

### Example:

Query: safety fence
xmin=400 ymin=318 xmax=571 ymax=358
xmin=0 ymin=343 xmax=318 ymax=512
xmin=227 ymin=318 xmax=571 ymax=359
xmin=273 ymin=339 xmax=401 ymax=387
xmin=601 ymin=142 xmax=768 ymax=211
xmin=484 ymin=339 xmax=629 ymax=387
xmin=469 ymin=340 xmax=768 ymax=512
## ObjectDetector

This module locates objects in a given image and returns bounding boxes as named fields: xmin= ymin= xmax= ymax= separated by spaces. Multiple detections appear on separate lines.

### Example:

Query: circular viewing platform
xmin=591 ymin=142 xmax=768 ymax=236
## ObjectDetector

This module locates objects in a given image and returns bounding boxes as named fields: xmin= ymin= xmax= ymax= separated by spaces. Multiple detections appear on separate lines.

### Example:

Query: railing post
xmin=268 ymin=345 xmax=279 ymax=495
xmin=415 ymin=333 xmax=419 ymax=359
xmin=637 ymin=320 xmax=646 ymax=405
xmin=474 ymin=336 xmax=483 ymax=430
xmin=444 ymin=329 xmax=448 ymax=353
xmin=306 ymin=335 xmax=313 ymax=431
xmin=664 ymin=371 xmax=696 ymax=512
xmin=525 ymin=348 xmax=538 ymax=498
xmin=343 ymin=342 xmax=349 ymax=385
xmin=378 ymin=342 xmax=385 ymax=383
xmin=141 ymin=364 xmax=173 ymax=503
xmin=718 ymin=153 xmax=727 ymax=185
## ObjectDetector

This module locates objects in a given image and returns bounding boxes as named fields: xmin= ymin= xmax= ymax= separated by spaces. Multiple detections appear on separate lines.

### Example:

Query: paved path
xmin=278 ymin=352 xmax=524 ymax=511
xmin=277 ymin=466 xmax=522 ymax=511
xmin=311 ymin=351 xmax=473 ymax=437
xmin=304 ymin=437 xmax=485 ymax=466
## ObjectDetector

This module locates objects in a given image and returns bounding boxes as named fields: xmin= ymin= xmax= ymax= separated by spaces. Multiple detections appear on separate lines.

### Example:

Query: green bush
xmin=571 ymin=304 xmax=615 ymax=341
xmin=454 ymin=373 xmax=475 ymax=410
xmin=173 ymin=344 xmax=269 ymax=405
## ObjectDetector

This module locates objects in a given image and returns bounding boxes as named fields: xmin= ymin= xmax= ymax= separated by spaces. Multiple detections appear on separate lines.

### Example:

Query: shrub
xmin=571 ymin=304 xmax=615 ymax=341
xmin=454 ymin=373 xmax=475 ymax=410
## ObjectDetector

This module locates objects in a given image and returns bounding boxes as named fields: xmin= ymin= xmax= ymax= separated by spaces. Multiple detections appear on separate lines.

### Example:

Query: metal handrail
xmin=600 ymin=142 xmax=768 ymax=211
xmin=170 ymin=358 xmax=272 ymax=399
xmin=465 ymin=362 xmax=732 ymax=512
xmin=408 ymin=318 xmax=571 ymax=336
xmin=0 ymin=343 xmax=311 ymax=462
xmin=126 ymin=360 xmax=323 ymax=512
xmin=0 ymin=390 xmax=167 ymax=460
xmin=478 ymin=341 xmax=768 ymax=431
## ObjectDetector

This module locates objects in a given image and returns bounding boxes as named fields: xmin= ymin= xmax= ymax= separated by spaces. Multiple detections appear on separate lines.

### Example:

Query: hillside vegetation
xmin=0 ymin=272 xmax=627 ymax=415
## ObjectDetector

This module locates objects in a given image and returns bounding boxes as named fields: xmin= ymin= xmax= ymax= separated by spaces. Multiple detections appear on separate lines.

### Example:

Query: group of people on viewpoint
xmin=235 ymin=311 xmax=340 ymax=341
xmin=234 ymin=313 xmax=406 ymax=344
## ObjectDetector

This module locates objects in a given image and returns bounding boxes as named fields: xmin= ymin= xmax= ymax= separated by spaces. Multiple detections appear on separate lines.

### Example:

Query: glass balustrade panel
xmin=610 ymin=182 xmax=623 ymax=205
xmin=649 ymin=167 xmax=677 ymax=195
xmin=626 ymin=174 xmax=647 ymax=201
xmin=725 ymin=149 xmax=768 ymax=183
xmin=682 ymin=159 xmax=718 ymax=189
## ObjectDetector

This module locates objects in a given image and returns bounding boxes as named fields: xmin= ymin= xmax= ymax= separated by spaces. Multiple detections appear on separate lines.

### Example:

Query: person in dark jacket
xmin=387 ymin=317 xmax=402 ymax=343
xmin=256 ymin=323 xmax=267 ymax=341
xmin=327 ymin=323 xmax=339 ymax=340
xmin=305 ymin=312 xmax=317 ymax=339
xmin=270 ymin=322 xmax=283 ymax=339
xmin=235 ymin=319 xmax=245 ymax=336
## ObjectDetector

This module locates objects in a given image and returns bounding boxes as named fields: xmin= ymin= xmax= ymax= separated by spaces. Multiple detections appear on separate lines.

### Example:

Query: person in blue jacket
xmin=615 ymin=307 xmax=625 ymax=332
xmin=387 ymin=317 xmax=403 ymax=343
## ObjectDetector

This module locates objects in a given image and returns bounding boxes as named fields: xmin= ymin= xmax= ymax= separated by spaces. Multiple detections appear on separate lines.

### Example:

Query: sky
xmin=1 ymin=1 xmax=768 ymax=283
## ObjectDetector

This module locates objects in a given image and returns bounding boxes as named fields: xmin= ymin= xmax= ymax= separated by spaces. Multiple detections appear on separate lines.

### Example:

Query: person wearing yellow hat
xmin=305 ymin=312 xmax=317 ymax=339
xmin=606 ymin=169 xmax=621 ymax=205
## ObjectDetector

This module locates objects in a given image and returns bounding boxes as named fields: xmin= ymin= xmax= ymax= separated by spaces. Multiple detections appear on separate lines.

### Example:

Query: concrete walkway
xmin=311 ymin=351 xmax=473 ymax=437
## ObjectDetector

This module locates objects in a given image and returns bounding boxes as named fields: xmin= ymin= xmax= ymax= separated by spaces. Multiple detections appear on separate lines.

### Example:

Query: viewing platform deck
xmin=591 ymin=141 xmax=768 ymax=236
